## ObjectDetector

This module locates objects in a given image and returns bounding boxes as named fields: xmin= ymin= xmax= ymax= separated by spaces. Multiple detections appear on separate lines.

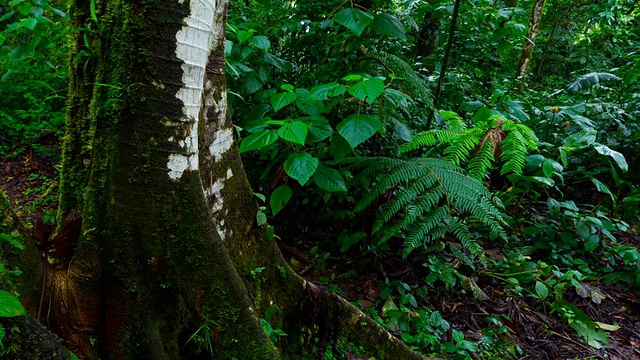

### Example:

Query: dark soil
xmin=2 ymin=144 xmax=639 ymax=360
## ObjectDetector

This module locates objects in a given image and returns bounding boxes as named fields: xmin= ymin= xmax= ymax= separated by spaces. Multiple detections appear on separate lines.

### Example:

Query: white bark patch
xmin=205 ymin=168 xmax=234 ymax=239
xmin=167 ymin=0 xmax=217 ymax=180
xmin=209 ymin=127 xmax=234 ymax=163
xmin=167 ymin=154 xmax=190 ymax=180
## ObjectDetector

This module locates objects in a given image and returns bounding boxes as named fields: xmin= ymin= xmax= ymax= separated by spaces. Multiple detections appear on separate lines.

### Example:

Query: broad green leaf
xmin=264 ymin=53 xmax=290 ymax=71
xmin=238 ymin=44 xmax=254 ymax=59
xmin=295 ymin=98 xmax=324 ymax=116
xmin=270 ymin=185 xmax=292 ymax=215
xmin=508 ymin=175 xmax=555 ymax=187
xmin=300 ymin=116 xmax=333 ymax=142
xmin=497 ymin=41 xmax=512 ymax=58
xmin=244 ymin=117 xmax=272 ymax=132
xmin=458 ymin=101 xmax=483 ymax=113
xmin=512 ymin=23 xmax=527 ymax=35
xmin=595 ymin=322 xmax=620 ymax=331
xmin=256 ymin=210 xmax=267 ymax=226
xmin=256 ymin=63 xmax=271 ymax=82
xmin=594 ymin=145 xmax=628 ymax=172
xmin=542 ymin=158 xmax=564 ymax=177
xmin=310 ymin=82 xmax=346 ymax=100
xmin=333 ymin=8 xmax=374 ymax=36
xmin=369 ymin=13 xmax=405 ymax=40
xmin=250 ymin=35 xmax=270 ymax=51
xmin=313 ymin=166 xmax=347 ymax=192
xmin=342 ymin=74 xmax=363 ymax=82
xmin=237 ymin=29 xmax=255 ymax=44
xmin=239 ymin=129 xmax=278 ymax=153
xmin=348 ymin=77 xmax=384 ymax=104
xmin=472 ymin=106 xmax=492 ymax=123
xmin=20 ymin=18 xmax=37 ymax=30
xmin=270 ymin=92 xmax=298 ymax=113
xmin=535 ymin=281 xmax=549 ymax=299
xmin=277 ymin=122 xmax=308 ymax=145
xmin=562 ymin=129 xmax=596 ymax=148
xmin=242 ymin=73 xmax=264 ymax=94
xmin=281 ymin=84 xmax=294 ymax=92
xmin=0 ymin=11 xmax=14 ymax=23
xmin=330 ymin=134 xmax=352 ymax=160
xmin=225 ymin=40 xmax=233 ymax=56
xmin=284 ymin=152 xmax=319 ymax=185
xmin=0 ymin=290 xmax=25 ymax=317
xmin=226 ymin=59 xmax=252 ymax=76
xmin=389 ymin=118 xmax=412 ymax=142
xmin=337 ymin=114 xmax=381 ymax=148
xmin=591 ymin=178 xmax=617 ymax=203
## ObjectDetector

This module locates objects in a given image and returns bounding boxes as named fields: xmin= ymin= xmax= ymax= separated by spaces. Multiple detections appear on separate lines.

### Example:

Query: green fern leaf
xmin=347 ymin=156 xmax=507 ymax=258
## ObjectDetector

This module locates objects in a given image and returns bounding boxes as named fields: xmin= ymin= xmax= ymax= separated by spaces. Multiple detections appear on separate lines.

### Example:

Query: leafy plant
xmin=185 ymin=318 xmax=218 ymax=357
xmin=0 ymin=231 xmax=26 ymax=349
xmin=401 ymin=111 xmax=538 ymax=180
xmin=343 ymin=156 xmax=506 ymax=259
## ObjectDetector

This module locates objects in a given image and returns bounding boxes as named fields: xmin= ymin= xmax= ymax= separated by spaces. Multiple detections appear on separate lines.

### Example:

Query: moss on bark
xmin=52 ymin=0 xmax=279 ymax=358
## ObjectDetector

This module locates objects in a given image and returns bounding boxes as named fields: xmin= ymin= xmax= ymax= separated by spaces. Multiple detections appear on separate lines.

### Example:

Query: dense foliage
xmin=1 ymin=0 xmax=639 ymax=357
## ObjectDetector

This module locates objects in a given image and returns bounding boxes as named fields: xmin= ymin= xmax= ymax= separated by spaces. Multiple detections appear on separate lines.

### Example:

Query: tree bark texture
xmin=52 ymin=0 xmax=277 ymax=358
xmin=515 ymin=0 xmax=547 ymax=83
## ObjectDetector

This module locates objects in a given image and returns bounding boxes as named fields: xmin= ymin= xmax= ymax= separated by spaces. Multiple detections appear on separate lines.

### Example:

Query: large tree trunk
xmin=515 ymin=0 xmax=547 ymax=85
xmin=4 ymin=0 xmax=431 ymax=358
xmin=50 ymin=0 xmax=277 ymax=358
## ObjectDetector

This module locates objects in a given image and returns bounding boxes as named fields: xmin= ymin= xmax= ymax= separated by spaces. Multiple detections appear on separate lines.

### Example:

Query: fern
xmin=358 ymin=50 xmax=433 ymax=107
xmin=342 ymin=157 xmax=507 ymax=258
xmin=401 ymin=113 xmax=538 ymax=180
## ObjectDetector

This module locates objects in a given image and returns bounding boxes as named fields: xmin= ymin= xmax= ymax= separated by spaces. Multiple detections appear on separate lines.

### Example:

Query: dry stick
xmin=426 ymin=0 xmax=463 ymax=130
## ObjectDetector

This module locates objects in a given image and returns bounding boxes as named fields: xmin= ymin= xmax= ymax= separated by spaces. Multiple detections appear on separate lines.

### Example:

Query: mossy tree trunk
xmin=50 ymin=0 xmax=276 ymax=358
xmin=22 ymin=0 xmax=431 ymax=358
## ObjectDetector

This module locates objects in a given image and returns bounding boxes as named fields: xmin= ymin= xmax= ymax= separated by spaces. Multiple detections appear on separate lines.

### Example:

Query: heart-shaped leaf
xmin=333 ymin=8 xmax=374 ymax=36
xmin=239 ymin=129 xmax=278 ymax=153
xmin=337 ymin=114 xmax=381 ymax=148
xmin=284 ymin=152 xmax=319 ymax=185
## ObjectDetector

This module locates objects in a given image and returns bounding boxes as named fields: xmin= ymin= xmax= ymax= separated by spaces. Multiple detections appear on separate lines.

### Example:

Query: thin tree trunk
xmin=515 ymin=0 xmax=547 ymax=85
xmin=427 ymin=0 xmax=463 ymax=130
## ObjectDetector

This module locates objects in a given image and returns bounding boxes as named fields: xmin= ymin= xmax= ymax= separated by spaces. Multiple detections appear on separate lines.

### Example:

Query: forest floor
xmin=1 ymin=142 xmax=639 ymax=360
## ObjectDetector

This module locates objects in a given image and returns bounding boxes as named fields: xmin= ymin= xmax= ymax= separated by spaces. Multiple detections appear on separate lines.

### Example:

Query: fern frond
xmin=513 ymin=123 xmax=539 ymax=150
xmin=364 ymin=50 xmax=434 ymax=107
xmin=467 ymin=141 xmax=495 ymax=180
xmin=500 ymin=130 xmax=528 ymax=175
xmin=348 ymin=156 xmax=507 ymax=258
xmin=449 ymin=244 xmax=474 ymax=268
xmin=444 ymin=129 xmax=483 ymax=165
xmin=399 ymin=129 xmax=464 ymax=153
xmin=399 ymin=131 xmax=438 ymax=152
